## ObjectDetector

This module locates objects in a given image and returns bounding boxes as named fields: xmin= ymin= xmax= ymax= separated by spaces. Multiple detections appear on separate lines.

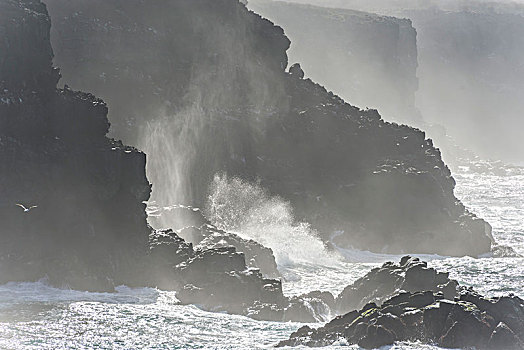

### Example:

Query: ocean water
xmin=0 ymin=164 xmax=522 ymax=349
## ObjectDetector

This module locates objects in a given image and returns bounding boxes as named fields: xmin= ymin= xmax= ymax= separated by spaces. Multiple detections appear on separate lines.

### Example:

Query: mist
xmin=253 ymin=0 xmax=524 ymax=164
xmin=2 ymin=0 xmax=524 ymax=348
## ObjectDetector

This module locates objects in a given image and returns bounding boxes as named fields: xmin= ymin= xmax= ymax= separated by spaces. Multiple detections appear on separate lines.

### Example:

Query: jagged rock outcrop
xmin=147 ymin=228 xmax=330 ymax=323
xmin=150 ymin=205 xmax=280 ymax=278
xmin=147 ymin=229 xmax=194 ymax=290
xmin=0 ymin=0 xmax=151 ymax=292
xmin=175 ymin=246 xmax=286 ymax=315
xmin=335 ymin=256 xmax=459 ymax=315
xmin=44 ymin=0 xmax=493 ymax=256
xmin=195 ymin=225 xmax=280 ymax=279
xmin=279 ymin=258 xmax=524 ymax=349
xmin=248 ymin=0 xmax=421 ymax=125
xmin=271 ymin=0 xmax=524 ymax=164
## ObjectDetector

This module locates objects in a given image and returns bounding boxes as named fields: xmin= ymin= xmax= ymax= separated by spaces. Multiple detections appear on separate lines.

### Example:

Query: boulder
xmin=195 ymin=225 xmax=280 ymax=278
xmin=279 ymin=257 xmax=524 ymax=349
xmin=336 ymin=256 xmax=459 ymax=314
xmin=175 ymin=246 xmax=287 ymax=316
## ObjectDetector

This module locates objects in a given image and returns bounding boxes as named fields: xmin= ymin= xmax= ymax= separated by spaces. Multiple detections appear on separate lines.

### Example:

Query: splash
xmin=205 ymin=174 xmax=340 ymax=267
xmin=138 ymin=106 xmax=207 ymax=230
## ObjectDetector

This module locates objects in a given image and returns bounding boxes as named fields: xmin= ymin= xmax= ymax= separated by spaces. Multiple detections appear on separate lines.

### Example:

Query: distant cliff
xmin=0 ymin=0 xmax=151 ymax=291
xmin=249 ymin=0 xmax=421 ymax=125
xmin=45 ymin=0 xmax=493 ymax=256
xmin=263 ymin=0 xmax=524 ymax=164
xmin=405 ymin=8 xmax=524 ymax=164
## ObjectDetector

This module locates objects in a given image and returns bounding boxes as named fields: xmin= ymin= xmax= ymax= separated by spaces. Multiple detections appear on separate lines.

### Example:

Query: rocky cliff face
xmin=45 ymin=0 xmax=493 ymax=256
xmin=405 ymin=8 xmax=524 ymax=164
xmin=269 ymin=0 xmax=524 ymax=164
xmin=0 ymin=0 xmax=151 ymax=291
xmin=248 ymin=0 xmax=421 ymax=125
xmin=47 ymin=0 xmax=289 ymax=142
xmin=0 ymin=0 xmax=284 ymax=308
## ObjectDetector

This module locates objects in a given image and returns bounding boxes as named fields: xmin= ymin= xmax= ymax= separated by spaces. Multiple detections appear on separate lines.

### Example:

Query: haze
xmin=254 ymin=0 xmax=524 ymax=164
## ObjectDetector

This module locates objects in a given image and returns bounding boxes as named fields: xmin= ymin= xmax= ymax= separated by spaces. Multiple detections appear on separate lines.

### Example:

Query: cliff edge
xmin=0 ymin=0 xmax=151 ymax=291
xmin=44 ymin=0 xmax=493 ymax=256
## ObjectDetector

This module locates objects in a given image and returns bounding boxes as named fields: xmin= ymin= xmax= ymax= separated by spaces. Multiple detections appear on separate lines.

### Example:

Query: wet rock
xmin=145 ymin=231 xmax=333 ymax=323
xmin=301 ymin=290 xmax=336 ymax=312
xmin=373 ymin=313 xmax=406 ymax=339
xmin=150 ymin=229 xmax=194 ymax=264
xmin=174 ymin=246 xmax=289 ymax=317
xmin=289 ymin=63 xmax=305 ymax=79
xmin=488 ymin=322 xmax=524 ymax=350
xmin=492 ymin=244 xmax=522 ymax=258
xmin=175 ymin=247 xmax=283 ymax=312
xmin=284 ymin=297 xmax=319 ymax=323
xmin=157 ymin=205 xmax=280 ymax=278
xmin=280 ymin=257 xmax=524 ymax=348
xmin=422 ymin=299 xmax=454 ymax=341
xmin=439 ymin=301 xmax=495 ymax=349
xmin=246 ymin=301 xmax=284 ymax=322
xmin=403 ymin=264 xmax=437 ymax=290
xmin=336 ymin=256 xmax=458 ymax=314
xmin=147 ymin=229 xmax=194 ymax=290
xmin=459 ymin=290 xmax=524 ymax=342
xmin=358 ymin=324 xmax=396 ymax=349
xmin=196 ymin=225 xmax=280 ymax=278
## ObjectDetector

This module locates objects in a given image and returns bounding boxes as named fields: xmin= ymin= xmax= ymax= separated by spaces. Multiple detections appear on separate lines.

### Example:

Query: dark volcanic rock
xmin=279 ymin=258 xmax=524 ymax=349
xmin=0 ymin=0 xmax=151 ymax=292
xmin=288 ymin=63 xmax=305 ymax=79
xmin=147 ymin=229 xmax=194 ymax=290
xmin=45 ymin=0 xmax=493 ymax=257
xmin=156 ymin=205 xmax=280 ymax=278
xmin=195 ymin=224 xmax=280 ymax=278
xmin=335 ymin=256 xmax=459 ymax=314
xmin=146 ymin=228 xmax=323 ymax=322
xmin=279 ymin=257 xmax=524 ymax=349
xmin=146 ymin=227 xmax=337 ymax=322
xmin=174 ymin=246 xmax=286 ymax=315
xmin=488 ymin=322 xmax=524 ymax=350
xmin=148 ymin=227 xmax=285 ymax=317
xmin=248 ymin=0 xmax=421 ymax=125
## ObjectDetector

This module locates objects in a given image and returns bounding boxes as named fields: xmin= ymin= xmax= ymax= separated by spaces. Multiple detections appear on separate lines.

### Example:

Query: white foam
xmin=205 ymin=174 xmax=341 ymax=267
xmin=0 ymin=280 xmax=159 ymax=306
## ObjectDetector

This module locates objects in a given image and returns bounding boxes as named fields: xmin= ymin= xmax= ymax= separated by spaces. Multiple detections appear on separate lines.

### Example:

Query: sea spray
xmin=205 ymin=173 xmax=340 ymax=267
xmin=138 ymin=106 xmax=207 ymax=230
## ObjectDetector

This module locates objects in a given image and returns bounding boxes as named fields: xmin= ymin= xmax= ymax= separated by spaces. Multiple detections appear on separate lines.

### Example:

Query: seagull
xmin=16 ymin=204 xmax=38 ymax=212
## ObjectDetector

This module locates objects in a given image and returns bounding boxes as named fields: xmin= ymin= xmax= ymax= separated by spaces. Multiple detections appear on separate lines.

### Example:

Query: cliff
xmin=405 ymin=8 xmax=524 ymax=164
xmin=267 ymin=0 xmax=524 ymax=164
xmin=248 ymin=0 xmax=421 ymax=125
xmin=44 ymin=0 xmax=493 ymax=256
xmin=0 ymin=0 xmax=151 ymax=291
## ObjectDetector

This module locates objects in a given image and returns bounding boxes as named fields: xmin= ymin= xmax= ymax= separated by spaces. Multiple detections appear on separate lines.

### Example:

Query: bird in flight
xmin=16 ymin=204 xmax=38 ymax=212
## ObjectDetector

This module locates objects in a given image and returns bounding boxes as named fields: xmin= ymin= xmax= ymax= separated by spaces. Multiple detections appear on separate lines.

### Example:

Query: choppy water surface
xmin=0 ymin=164 xmax=522 ymax=349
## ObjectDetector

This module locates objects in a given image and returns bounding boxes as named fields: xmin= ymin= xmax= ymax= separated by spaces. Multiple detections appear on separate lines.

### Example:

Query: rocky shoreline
xmin=279 ymin=257 xmax=524 ymax=349
xmin=1 ymin=1 xmax=521 ymax=348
